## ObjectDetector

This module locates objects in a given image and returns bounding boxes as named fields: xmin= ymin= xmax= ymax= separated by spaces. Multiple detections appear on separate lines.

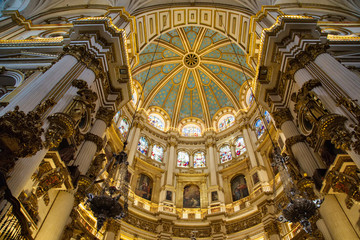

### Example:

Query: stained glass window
xmin=220 ymin=145 xmax=232 ymax=163
xmin=177 ymin=151 xmax=189 ymax=167
xmin=264 ymin=110 xmax=271 ymax=124
xmin=148 ymin=114 xmax=165 ymax=131
xmin=218 ymin=115 xmax=235 ymax=131
xmin=118 ymin=118 xmax=129 ymax=138
xmin=151 ymin=145 xmax=164 ymax=162
xmin=246 ymin=88 xmax=254 ymax=107
xmin=235 ymin=137 xmax=246 ymax=156
xmin=255 ymin=119 xmax=265 ymax=138
xmin=137 ymin=136 xmax=148 ymax=155
xmin=132 ymin=90 xmax=138 ymax=105
xmin=194 ymin=152 xmax=206 ymax=168
xmin=182 ymin=124 xmax=201 ymax=137
xmin=113 ymin=111 xmax=120 ymax=124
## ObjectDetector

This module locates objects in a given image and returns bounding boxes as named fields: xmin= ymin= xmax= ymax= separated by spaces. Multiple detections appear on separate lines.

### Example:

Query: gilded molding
xmin=264 ymin=221 xmax=280 ymax=236
xmin=105 ymin=218 xmax=121 ymax=233
xmin=45 ymin=113 xmax=76 ymax=149
xmin=87 ymin=153 xmax=106 ymax=179
xmin=285 ymin=135 xmax=306 ymax=149
xmin=0 ymin=100 xmax=55 ymax=171
xmin=96 ymin=107 xmax=115 ymax=127
xmin=85 ymin=132 xmax=104 ymax=152
xmin=271 ymin=108 xmax=293 ymax=128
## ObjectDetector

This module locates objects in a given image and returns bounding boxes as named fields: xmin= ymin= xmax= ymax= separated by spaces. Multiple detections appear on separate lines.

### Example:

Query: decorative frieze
xmin=225 ymin=213 xmax=262 ymax=234
xmin=264 ymin=221 xmax=280 ymax=236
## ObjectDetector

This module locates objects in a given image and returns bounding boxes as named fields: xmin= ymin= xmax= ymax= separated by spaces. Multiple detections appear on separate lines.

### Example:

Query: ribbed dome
xmin=132 ymin=26 xmax=254 ymax=128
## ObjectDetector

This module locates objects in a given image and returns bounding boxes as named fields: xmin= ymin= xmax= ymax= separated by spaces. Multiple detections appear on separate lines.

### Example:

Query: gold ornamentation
xmin=19 ymin=191 xmax=39 ymax=223
xmin=317 ymin=114 xmax=351 ymax=151
xmin=225 ymin=213 xmax=262 ymax=234
xmin=87 ymin=153 xmax=106 ymax=179
xmin=285 ymin=135 xmax=306 ymax=149
xmin=85 ymin=132 xmax=104 ymax=152
xmin=297 ymin=177 xmax=316 ymax=200
xmin=0 ymin=100 xmax=54 ymax=171
xmin=172 ymin=226 xmax=211 ymax=238
xmin=105 ymin=218 xmax=120 ymax=233
xmin=71 ymin=79 xmax=88 ymax=89
xmin=96 ymin=107 xmax=115 ymax=127
xmin=326 ymin=168 xmax=360 ymax=209
xmin=123 ymin=212 xmax=158 ymax=233
xmin=271 ymin=108 xmax=293 ymax=128
xmin=74 ymin=175 xmax=93 ymax=205
xmin=264 ymin=221 xmax=279 ymax=235
xmin=45 ymin=113 xmax=76 ymax=149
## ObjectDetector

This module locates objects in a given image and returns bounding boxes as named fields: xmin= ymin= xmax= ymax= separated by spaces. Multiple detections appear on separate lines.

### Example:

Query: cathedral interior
xmin=0 ymin=0 xmax=360 ymax=239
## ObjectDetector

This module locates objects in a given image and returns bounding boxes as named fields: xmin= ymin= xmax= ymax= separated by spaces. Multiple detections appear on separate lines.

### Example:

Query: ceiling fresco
xmin=132 ymin=26 xmax=254 ymax=127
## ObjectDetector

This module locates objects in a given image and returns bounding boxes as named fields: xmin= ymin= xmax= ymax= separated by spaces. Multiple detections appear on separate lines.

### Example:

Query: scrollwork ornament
xmin=45 ymin=113 xmax=76 ymax=149
xmin=85 ymin=132 xmax=104 ymax=152
xmin=271 ymin=108 xmax=293 ymax=128
xmin=71 ymin=79 xmax=88 ymax=89
xmin=96 ymin=107 xmax=115 ymax=127
xmin=0 ymin=100 xmax=54 ymax=171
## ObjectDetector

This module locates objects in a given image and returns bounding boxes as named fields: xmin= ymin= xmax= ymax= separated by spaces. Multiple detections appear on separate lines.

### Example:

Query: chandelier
xmin=272 ymin=150 xmax=323 ymax=233
xmin=86 ymin=150 xmax=129 ymax=231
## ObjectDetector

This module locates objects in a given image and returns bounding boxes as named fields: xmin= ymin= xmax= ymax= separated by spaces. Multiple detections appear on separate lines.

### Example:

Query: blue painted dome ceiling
xmin=132 ymin=26 xmax=254 ymax=128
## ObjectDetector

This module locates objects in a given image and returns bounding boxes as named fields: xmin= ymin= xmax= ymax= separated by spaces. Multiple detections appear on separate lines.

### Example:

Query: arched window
xmin=148 ymin=113 xmax=165 ymax=131
xmin=235 ymin=137 xmax=246 ymax=156
xmin=137 ymin=136 xmax=149 ymax=155
xmin=194 ymin=151 xmax=206 ymax=168
xmin=183 ymin=184 xmax=200 ymax=208
xmin=231 ymin=175 xmax=249 ymax=201
xmin=220 ymin=145 xmax=232 ymax=163
xmin=118 ymin=118 xmax=129 ymax=138
xmin=132 ymin=90 xmax=138 ymax=105
xmin=245 ymin=88 xmax=254 ymax=107
xmin=151 ymin=145 xmax=164 ymax=162
xmin=218 ymin=115 xmax=235 ymax=132
xmin=182 ymin=124 xmax=201 ymax=137
xmin=113 ymin=111 xmax=120 ymax=124
xmin=264 ymin=110 xmax=271 ymax=124
xmin=254 ymin=119 xmax=265 ymax=138
xmin=177 ymin=151 xmax=189 ymax=167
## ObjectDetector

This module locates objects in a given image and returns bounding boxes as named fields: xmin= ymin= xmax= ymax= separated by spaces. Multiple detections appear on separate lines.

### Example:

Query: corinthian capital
xmin=96 ymin=107 xmax=115 ymax=126
xmin=271 ymin=108 xmax=293 ymax=129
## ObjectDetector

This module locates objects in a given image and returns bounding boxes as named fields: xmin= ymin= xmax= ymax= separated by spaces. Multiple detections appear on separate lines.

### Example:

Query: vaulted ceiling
xmin=132 ymin=26 xmax=254 ymax=127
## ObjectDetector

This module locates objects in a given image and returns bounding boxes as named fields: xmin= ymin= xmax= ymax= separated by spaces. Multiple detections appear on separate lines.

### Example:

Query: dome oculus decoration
xmin=132 ymin=26 xmax=253 ymax=130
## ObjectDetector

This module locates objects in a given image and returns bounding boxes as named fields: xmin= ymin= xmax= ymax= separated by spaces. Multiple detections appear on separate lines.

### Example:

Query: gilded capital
xmin=45 ymin=113 xmax=76 ymax=149
xmin=264 ymin=221 xmax=279 ymax=236
xmin=71 ymin=79 xmax=88 ymax=89
xmin=96 ymin=107 xmax=115 ymax=127
xmin=285 ymin=135 xmax=306 ymax=149
xmin=271 ymin=108 xmax=293 ymax=128
xmin=85 ymin=132 xmax=104 ymax=152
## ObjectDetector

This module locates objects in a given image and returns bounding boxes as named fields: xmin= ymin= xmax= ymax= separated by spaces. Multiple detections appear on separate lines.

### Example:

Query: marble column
xmin=127 ymin=123 xmax=142 ymax=166
xmin=272 ymin=109 xmax=320 ymax=176
xmin=166 ymin=140 xmax=176 ymax=186
xmin=35 ymin=190 xmax=75 ymax=240
xmin=319 ymin=195 xmax=359 ymax=240
xmin=206 ymin=142 xmax=217 ymax=186
xmin=242 ymin=126 xmax=258 ymax=168
xmin=75 ymin=107 xmax=114 ymax=174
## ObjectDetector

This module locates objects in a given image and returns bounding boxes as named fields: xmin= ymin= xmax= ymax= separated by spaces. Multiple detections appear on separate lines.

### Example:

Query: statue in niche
xmin=135 ymin=174 xmax=153 ymax=201
xmin=211 ymin=191 xmax=218 ymax=202
xmin=183 ymin=184 xmax=200 ymax=208
xmin=166 ymin=191 xmax=172 ymax=201
xmin=231 ymin=175 xmax=249 ymax=201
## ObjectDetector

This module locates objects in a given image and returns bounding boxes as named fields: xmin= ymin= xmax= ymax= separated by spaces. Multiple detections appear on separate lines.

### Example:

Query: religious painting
xmin=125 ymin=171 xmax=132 ymax=183
xmin=166 ymin=191 xmax=172 ymax=201
xmin=252 ymin=172 xmax=260 ymax=185
xmin=211 ymin=191 xmax=218 ymax=202
xmin=231 ymin=175 xmax=249 ymax=201
xmin=183 ymin=184 xmax=200 ymax=208
xmin=135 ymin=174 xmax=153 ymax=201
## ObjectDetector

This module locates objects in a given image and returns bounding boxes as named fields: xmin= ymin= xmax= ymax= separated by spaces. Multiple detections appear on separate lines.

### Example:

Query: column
xmin=35 ymin=190 xmax=75 ymax=240
xmin=103 ymin=219 xmax=120 ymax=240
xmin=264 ymin=221 xmax=281 ymax=240
xmin=166 ymin=138 xmax=176 ymax=186
xmin=75 ymin=107 xmax=114 ymax=174
xmin=242 ymin=126 xmax=258 ymax=168
xmin=206 ymin=140 xmax=217 ymax=186
xmin=272 ymin=109 xmax=320 ymax=176
xmin=127 ymin=122 xmax=142 ymax=166
xmin=319 ymin=195 xmax=358 ymax=240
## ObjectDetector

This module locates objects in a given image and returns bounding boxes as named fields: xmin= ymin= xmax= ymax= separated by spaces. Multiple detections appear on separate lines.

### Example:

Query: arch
xmin=193 ymin=151 xmax=206 ymax=168
xmin=181 ymin=123 xmax=202 ymax=137
xmin=218 ymin=114 xmax=235 ymax=132
xmin=183 ymin=184 xmax=200 ymax=208
xmin=135 ymin=173 xmax=153 ymax=201
xmin=148 ymin=113 xmax=165 ymax=131
xmin=219 ymin=145 xmax=232 ymax=163
xmin=177 ymin=151 xmax=190 ymax=167
xmin=0 ymin=68 xmax=24 ymax=99
xmin=231 ymin=174 xmax=249 ymax=201
xmin=137 ymin=136 xmax=149 ymax=155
